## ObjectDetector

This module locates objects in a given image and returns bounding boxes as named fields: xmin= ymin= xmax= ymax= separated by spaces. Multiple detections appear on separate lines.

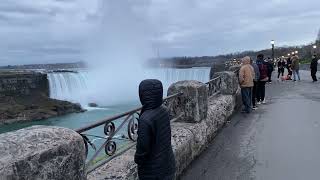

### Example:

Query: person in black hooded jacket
xmin=135 ymin=79 xmax=176 ymax=180
xmin=310 ymin=55 xmax=318 ymax=82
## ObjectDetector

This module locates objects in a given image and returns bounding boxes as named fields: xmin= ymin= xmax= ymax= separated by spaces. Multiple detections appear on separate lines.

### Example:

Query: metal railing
xmin=206 ymin=76 xmax=222 ymax=97
xmin=206 ymin=68 xmax=240 ymax=97
xmin=75 ymin=92 xmax=183 ymax=174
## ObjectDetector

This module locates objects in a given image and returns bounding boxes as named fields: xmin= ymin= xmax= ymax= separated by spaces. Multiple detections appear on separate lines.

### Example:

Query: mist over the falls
xmin=45 ymin=0 xmax=211 ymax=108
xmin=82 ymin=0 xmax=154 ymax=106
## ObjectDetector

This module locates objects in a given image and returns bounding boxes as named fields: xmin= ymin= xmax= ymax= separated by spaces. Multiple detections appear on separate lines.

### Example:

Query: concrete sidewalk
xmin=181 ymin=70 xmax=320 ymax=180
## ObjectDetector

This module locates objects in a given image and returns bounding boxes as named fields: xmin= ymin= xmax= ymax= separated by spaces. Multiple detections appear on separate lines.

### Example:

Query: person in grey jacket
xmin=251 ymin=58 xmax=260 ymax=110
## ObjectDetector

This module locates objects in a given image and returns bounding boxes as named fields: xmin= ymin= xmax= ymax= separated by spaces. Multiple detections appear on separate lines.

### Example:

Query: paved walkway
xmin=181 ymin=71 xmax=320 ymax=180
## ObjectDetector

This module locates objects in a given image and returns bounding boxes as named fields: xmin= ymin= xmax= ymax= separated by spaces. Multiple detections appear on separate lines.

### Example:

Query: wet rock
xmin=88 ymin=103 xmax=98 ymax=107
xmin=0 ymin=95 xmax=84 ymax=125
xmin=0 ymin=126 xmax=86 ymax=180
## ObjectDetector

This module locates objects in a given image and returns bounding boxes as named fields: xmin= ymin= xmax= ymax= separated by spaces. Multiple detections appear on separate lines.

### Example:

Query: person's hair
xmin=257 ymin=54 xmax=264 ymax=59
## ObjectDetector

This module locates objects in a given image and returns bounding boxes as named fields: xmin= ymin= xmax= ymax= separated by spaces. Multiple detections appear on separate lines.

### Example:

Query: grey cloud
xmin=0 ymin=0 xmax=320 ymax=65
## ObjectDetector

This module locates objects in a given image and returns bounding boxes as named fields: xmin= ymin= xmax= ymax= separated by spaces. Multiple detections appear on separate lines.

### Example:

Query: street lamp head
xmin=271 ymin=40 xmax=275 ymax=45
xmin=288 ymin=53 xmax=291 ymax=56
xmin=313 ymin=45 xmax=317 ymax=49
xmin=295 ymin=51 xmax=298 ymax=54
xmin=291 ymin=52 xmax=295 ymax=55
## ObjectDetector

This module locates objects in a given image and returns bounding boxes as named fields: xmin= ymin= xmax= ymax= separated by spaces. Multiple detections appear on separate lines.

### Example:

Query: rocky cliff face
xmin=0 ymin=71 xmax=83 ymax=125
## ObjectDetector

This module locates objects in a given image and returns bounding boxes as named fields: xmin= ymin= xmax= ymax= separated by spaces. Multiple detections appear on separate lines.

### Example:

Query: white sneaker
xmin=252 ymin=106 xmax=258 ymax=110
xmin=262 ymin=100 xmax=266 ymax=104
xmin=257 ymin=101 xmax=261 ymax=105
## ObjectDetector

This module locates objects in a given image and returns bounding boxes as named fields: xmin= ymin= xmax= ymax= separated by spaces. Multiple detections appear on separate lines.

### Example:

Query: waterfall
xmin=47 ymin=71 xmax=89 ymax=106
xmin=47 ymin=67 xmax=210 ymax=107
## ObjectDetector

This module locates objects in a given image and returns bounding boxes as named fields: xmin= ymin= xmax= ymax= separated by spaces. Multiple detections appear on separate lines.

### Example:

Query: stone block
xmin=167 ymin=80 xmax=208 ymax=123
xmin=213 ymin=71 xmax=239 ymax=95
xmin=0 ymin=126 xmax=86 ymax=180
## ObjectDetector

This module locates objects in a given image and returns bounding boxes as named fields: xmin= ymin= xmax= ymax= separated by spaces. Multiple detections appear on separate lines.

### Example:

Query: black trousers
xmin=278 ymin=68 xmax=284 ymax=78
xmin=257 ymin=81 xmax=266 ymax=102
xmin=268 ymin=73 xmax=272 ymax=82
xmin=311 ymin=69 xmax=317 ymax=81
xmin=139 ymin=174 xmax=175 ymax=180
xmin=252 ymin=81 xmax=258 ymax=107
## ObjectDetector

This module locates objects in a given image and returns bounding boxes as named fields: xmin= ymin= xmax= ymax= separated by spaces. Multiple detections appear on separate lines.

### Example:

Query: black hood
xmin=139 ymin=79 xmax=163 ymax=112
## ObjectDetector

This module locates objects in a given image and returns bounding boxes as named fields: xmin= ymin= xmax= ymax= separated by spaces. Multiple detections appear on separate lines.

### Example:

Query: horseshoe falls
xmin=46 ymin=67 xmax=210 ymax=108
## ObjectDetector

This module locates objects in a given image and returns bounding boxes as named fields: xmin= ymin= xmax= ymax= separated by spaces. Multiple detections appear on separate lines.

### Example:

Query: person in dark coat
xmin=277 ymin=59 xmax=286 ymax=78
xmin=135 ymin=79 xmax=176 ymax=180
xmin=256 ymin=54 xmax=269 ymax=104
xmin=266 ymin=57 xmax=274 ymax=83
xmin=310 ymin=55 xmax=318 ymax=82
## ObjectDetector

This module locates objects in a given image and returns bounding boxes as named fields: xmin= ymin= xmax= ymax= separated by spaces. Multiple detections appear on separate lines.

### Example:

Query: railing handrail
xmin=75 ymin=92 xmax=183 ymax=133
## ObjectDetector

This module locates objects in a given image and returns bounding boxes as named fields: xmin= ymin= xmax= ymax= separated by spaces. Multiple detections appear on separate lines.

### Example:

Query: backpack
xmin=258 ymin=63 xmax=268 ymax=81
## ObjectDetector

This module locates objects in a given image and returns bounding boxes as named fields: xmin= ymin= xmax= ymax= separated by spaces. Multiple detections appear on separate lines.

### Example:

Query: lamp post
xmin=313 ymin=45 xmax=317 ymax=55
xmin=271 ymin=40 xmax=275 ymax=62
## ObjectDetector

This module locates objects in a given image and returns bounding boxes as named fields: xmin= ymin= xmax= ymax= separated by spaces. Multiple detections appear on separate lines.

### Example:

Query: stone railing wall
xmin=0 ymin=69 xmax=241 ymax=180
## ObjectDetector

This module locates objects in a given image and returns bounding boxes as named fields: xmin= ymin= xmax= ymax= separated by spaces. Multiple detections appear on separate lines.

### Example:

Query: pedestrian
xmin=256 ymin=54 xmax=269 ymax=104
xmin=266 ymin=57 xmax=274 ymax=83
xmin=310 ymin=55 xmax=318 ymax=82
xmin=277 ymin=59 xmax=286 ymax=79
xmin=251 ymin=58 xmax=260 ymax=110
xmin=239 ymin=56 xmax=254 ymax=113
xmin=287 ymin=56 xmax=293 ymax=78
xmin=135 ymin=79 xmax=176 ymax=180
xmin=291 ymin=55 xmax=301 ymax=81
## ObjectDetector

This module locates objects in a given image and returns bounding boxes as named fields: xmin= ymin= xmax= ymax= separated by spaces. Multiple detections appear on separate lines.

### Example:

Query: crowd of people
xmin=238 ymin=53 xmax=318 ymax=114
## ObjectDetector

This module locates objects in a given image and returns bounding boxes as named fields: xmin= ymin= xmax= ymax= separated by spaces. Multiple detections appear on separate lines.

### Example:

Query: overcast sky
xmin=0 ymin=0 xmax=319 ymax=66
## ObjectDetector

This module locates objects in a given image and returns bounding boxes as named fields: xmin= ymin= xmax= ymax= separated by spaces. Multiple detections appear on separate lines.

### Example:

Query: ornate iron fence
xmin=206 ymin=76 xmax=222 ymax=96
xmin=75 ymin=68 xmax=240 ymax=174
xmin=75 ymin=92 xmax=183 ymax=174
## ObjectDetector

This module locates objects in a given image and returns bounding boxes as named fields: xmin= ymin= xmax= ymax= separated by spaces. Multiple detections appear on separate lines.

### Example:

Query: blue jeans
xmin=293 ymin=69 xmax=300 ymax=81
xmin=241 ymin=87 xmax=252 ymax=113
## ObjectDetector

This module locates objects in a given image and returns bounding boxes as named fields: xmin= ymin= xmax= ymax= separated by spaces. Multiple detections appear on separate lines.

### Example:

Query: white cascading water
xmin=47 ymin=72 xmax=89 ymax=106
xmin=47 ymin=68 xmax=210 ymax=108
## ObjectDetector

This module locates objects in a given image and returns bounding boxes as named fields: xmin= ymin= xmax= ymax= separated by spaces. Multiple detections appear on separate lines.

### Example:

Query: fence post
xmin=213 ymin=71 xmax=239 ymax=95
xmin=167 ymin=80 xmax=208 ymax=123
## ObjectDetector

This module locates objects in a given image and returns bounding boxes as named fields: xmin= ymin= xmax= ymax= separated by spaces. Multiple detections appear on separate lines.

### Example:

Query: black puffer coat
xmin=134 ymin=79 xmax=176 ymax=179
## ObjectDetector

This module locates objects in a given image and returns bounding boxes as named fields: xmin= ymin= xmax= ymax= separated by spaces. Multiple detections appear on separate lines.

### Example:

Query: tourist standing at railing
xmin=239 ymin=56 xmax=255 ymax=113
xmin=256 ymin=54 xmax=269 ymax=104
xmin=287 ymin=56 xmax=293 ymax=79
xmin=291 ymin=55 xmax=301 ymax=81
xmin=135 ymin=79 xmax=176 ymax=180
xmin=310 ymin=55 xmax=318 ymax=82
xmin=251 ymin=58 xmax=260 ymax=110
